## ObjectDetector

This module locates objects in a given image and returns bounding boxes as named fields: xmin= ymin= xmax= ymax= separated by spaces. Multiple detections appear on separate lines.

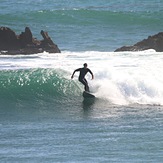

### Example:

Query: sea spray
xmin=1 ymin=51 xmax=163 ymax=105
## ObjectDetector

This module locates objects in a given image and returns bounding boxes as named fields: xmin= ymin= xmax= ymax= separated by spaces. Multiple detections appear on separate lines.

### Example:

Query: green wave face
xmin=0 ymin=68 xmax=81 ymax=101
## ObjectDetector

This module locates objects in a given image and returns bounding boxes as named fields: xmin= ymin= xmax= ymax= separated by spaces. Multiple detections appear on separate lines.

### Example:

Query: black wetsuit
xmin=75 ymin=68 xmax=93 ymax=92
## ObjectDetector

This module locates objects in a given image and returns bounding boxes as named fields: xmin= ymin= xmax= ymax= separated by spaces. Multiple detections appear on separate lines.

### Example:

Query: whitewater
xmin=1 ymin=50 xmax=163 ymax=105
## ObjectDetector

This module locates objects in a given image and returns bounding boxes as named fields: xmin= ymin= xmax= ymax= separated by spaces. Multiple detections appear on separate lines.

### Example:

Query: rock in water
xmin=115 ymin=32 xmax=163 ymax=52
xmin=0 ymin=27 xmax=61 ymax=55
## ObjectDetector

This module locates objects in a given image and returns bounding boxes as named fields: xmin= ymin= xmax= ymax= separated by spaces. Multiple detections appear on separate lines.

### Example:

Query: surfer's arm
xmin=91 ymin=73 xmax=94 ymax=80
xmin=71 ymin=68 xmax=80 ymax=79
xmin=88 ymin=69 xmax=94 ymax=80
xmin=71 ymin=71 xmax=76 ymax=79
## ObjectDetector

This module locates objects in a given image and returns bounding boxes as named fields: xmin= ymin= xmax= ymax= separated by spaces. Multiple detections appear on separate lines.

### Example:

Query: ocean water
xmin=0 ymin=0 xmax=163 ymax=162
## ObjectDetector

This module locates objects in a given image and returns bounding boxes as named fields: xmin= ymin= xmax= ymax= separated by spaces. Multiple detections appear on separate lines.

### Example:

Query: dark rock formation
xmin=115 ymin=32 xmax=163 ymax=52
xmin=0 ymin=27 xmax=61 ymax=55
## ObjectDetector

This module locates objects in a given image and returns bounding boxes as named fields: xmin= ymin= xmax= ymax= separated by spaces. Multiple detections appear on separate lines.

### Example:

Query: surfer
xmin=71 ymin=63 xmax=94 ymax=92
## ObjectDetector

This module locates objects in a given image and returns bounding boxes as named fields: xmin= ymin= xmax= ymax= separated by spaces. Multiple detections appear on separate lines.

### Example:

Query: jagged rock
xmin=19 ymin=27 xmax=33 ymax=47
xmin=115 ymin=32 xmax=163 ymax=52
xmin=40 ymin=30 xmax=60 ymax=53
xmin=0 ymin=27 xmax=61 ymax=55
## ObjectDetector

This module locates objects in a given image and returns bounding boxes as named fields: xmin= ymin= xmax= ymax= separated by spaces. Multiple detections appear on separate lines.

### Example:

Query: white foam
xmin=1 ymin=50 xmax=163 ymax=105
xmin=63 ymin=51 xmax=163 ymax=105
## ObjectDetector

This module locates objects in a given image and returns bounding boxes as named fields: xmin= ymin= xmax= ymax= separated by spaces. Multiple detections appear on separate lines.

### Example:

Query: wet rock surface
xmin=0 ymin=27 xmax=61 ymax=55
xmin=115 ymin=32 xmax=163 ymax=52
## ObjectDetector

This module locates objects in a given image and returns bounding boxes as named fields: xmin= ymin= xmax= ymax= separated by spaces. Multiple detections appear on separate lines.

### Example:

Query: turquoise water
xmin=0 ymin=0 xmax=163 ymax=51
xmin=0 ymin=1 xmax=163 ymax=162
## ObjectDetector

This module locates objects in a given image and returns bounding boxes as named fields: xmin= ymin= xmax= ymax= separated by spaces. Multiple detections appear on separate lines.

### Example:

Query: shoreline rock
xmin=0 ymin=27 xmax=61 ymax=55
xmin=115 ymin=32 xmax=163 ymax=52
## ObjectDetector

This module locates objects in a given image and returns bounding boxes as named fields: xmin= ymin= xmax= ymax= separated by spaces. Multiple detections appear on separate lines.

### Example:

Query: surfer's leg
xmin=83 ymin=79 xmax=89 ymax=92
xmin=79 ymin=78 xmax=89 ymax=92
xmin=80 ymin=78 xmax=89 ymax=92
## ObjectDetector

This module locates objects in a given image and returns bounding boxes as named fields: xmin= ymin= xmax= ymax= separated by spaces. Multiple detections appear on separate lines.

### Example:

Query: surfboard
xmin=83 ymin=91 xmax=95 ymax=98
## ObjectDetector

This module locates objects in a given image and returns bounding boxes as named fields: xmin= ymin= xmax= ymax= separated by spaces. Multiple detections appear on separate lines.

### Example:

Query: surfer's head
xmin=83 ymin=63 xmax=87 ymax=68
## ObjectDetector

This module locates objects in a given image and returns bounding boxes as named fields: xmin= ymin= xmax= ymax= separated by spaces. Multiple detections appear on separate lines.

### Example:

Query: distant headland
xmin=0 ymin=27 xmax=61 ymax=55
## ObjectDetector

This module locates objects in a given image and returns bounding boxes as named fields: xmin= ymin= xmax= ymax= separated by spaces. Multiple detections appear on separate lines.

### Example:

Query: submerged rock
xmin=0 ymin=27 xmax=61 ymax=55
xmin=115 ymin=32 xmax=163 ymax=52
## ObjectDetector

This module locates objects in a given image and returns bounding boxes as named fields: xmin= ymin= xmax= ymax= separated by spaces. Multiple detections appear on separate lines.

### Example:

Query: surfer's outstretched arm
xmin=71 ymin=69 xmax=79 ymax=79
xmin=71 ymin=71 xmax=75 ymax=79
